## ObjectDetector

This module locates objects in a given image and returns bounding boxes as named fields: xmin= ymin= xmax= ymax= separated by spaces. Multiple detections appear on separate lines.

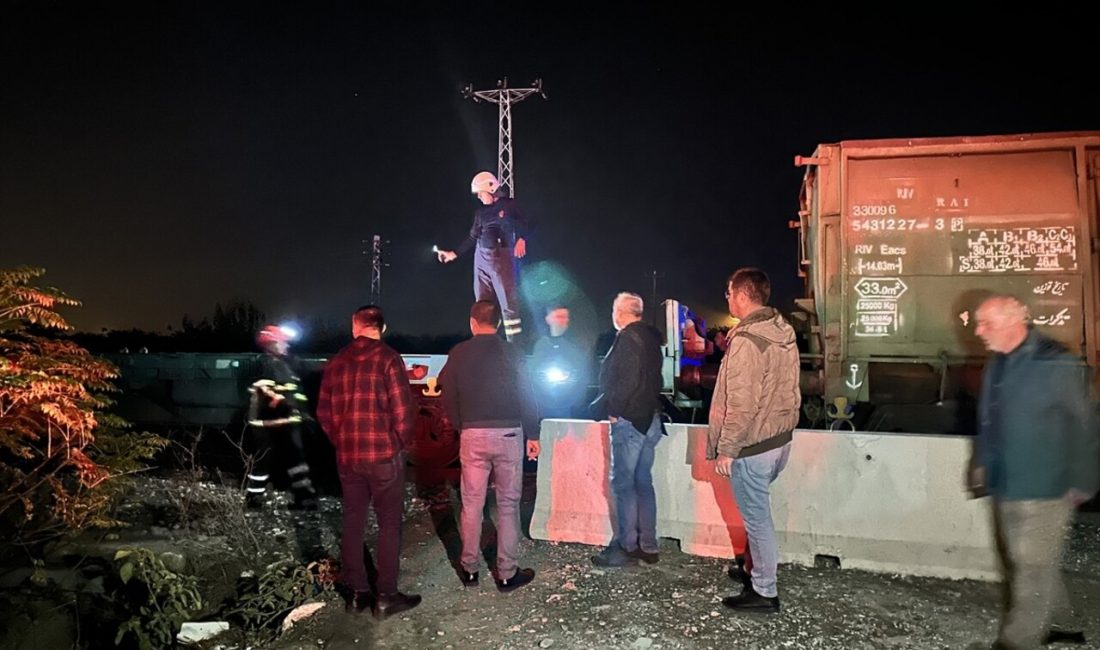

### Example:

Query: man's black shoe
xmin=460 ymin=570 xmax=479 ymax=588
xmin=627 ymin=549 xmax=660 ymax=565
xmin=727 ymin=565 xmax=751 ymax=587
xmin=1044 ymin=629 xmax=1086 ymax=645
xmin=495 ymin=567 xmax=535 ymax=593
xmin=345 ymin=590 xmax=375 ymax=614
xmin=722 ymin=586 xmax=780 ymax=613
xmin=591 ymin=546 xmax=638 ymax=568
xmin=372 ymin=592 xmax=421 ymax=620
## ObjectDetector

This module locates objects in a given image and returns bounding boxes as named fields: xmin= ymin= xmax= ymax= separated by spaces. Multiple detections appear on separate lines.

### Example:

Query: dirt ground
xmin=3 ymin=471 xmax=1098 ymax=650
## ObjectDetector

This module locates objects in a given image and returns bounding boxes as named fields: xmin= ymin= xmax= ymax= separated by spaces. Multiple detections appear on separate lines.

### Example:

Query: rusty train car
xmin=791 ymin=131 xmax=1100 ymax=432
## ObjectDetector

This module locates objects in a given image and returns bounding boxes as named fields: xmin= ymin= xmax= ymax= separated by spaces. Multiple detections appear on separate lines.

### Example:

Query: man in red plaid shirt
xmin=317 ymin=305 xmax=420 ymax=619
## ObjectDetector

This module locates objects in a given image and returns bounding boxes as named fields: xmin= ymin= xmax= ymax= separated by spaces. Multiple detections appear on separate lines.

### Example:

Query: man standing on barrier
xmin=436 ymin=171 xmax=529 ymax=344
xmin=317 ymin=305 xmax=421 ymax=619
xmin=708 ymin=268 xmax=800 ymax=613
xmin=590 ymin=292 xmax=665 ymax=568
xmin=439 ymin=300 xmax=541 ymax=593
xmin=969 ymin=295 xmax=1098 ymax=649
xmin=245 ymin=324 xmax=318 ymax=510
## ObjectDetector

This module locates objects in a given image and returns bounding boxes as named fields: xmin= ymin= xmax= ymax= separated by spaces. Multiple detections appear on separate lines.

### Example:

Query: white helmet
xmin=470 ymin=171 xmax=500 ymax=195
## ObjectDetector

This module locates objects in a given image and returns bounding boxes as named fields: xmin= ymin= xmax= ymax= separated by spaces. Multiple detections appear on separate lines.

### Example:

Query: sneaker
xmin=372 ymin=592 xmax=422 ymax=620
xmin=591 ymin=546 xmax=638 ymax=568
xmin=495 ymin=567 xmax=535 ymax=593
xmin=245 ymin=492 xmax=265 ymax=510
xmin=627 ymin=549 xmax=660 ymax=564
xmin=460 ymin=570 xmax=479 ymax=588
xmin=722 ymin=585 xmax=780 ymax=613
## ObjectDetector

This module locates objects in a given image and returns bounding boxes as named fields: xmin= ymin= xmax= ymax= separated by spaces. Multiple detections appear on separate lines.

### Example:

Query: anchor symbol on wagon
xmin=845 ymin=363 xmax=864 ymax=390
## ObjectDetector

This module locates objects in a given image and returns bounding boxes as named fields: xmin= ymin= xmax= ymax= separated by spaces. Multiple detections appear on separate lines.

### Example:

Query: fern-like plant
xmin=0 ymin=266 xmax=165 ymax=553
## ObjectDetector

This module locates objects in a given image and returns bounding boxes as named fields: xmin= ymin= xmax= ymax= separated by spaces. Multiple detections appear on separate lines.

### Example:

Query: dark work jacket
xmin=593 ymin=321 xmax=664 ymax=430
xmin=455 ymin=196 xmax=528 ymax=256
xmin=438 ymin=334 xmax=541 ymax=439
xmin=975 ymin=329 xmax=1099 ymax=500
xmin=250 ymin=353 xmax=307 ymax=424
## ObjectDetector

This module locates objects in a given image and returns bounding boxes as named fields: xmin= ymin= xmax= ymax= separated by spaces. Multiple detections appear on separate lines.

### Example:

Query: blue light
xmin=278 ymin=323 xmax=301 ymax=341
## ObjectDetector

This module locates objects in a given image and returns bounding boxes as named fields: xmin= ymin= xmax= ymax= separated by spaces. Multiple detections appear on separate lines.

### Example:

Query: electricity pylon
xmin=462 ymin=78 xmax=546 ymax=198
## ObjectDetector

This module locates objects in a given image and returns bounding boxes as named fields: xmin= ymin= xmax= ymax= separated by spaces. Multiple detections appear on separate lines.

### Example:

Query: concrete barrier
xmin=530 ymin=420 xmax=998 ymax=581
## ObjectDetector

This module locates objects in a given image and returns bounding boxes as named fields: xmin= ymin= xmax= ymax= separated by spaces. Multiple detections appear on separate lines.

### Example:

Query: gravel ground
xmin=267 ymin=476 xmax=1100 ymax=650
xmin=4 ymin=474 xmax=1096 ymax=650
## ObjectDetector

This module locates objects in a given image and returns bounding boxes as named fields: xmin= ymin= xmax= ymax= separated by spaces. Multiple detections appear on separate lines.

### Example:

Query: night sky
xmin=2 ymin=5 xmax=1095 ymax=341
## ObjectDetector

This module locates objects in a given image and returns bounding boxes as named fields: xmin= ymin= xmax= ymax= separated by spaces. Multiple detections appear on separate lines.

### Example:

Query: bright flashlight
xmin=432 ymin=245 xmax=440 ymax=253
xmin=278 ymin=323 xmax=301 ymax=341
xmin=544 ymin=366 xmax=569 ymax=384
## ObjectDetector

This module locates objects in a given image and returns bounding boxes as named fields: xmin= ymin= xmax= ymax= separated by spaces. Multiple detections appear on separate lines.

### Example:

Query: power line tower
xmin=363 ymin=234 xmax=387 ymax=305
xmin=462 ymin=78 xmax=546 ymax=198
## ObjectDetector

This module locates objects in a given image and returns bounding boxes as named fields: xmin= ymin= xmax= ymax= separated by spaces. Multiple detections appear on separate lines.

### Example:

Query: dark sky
xmin=2 ymin=5 xmax=1095 ymax=339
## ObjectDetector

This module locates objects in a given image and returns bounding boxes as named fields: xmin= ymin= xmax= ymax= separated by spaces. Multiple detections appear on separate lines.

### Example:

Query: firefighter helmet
xmin=470 ymin=171 xmax=500 ymax=195
xmin=256 ymin=325 xmax=291 ymax=349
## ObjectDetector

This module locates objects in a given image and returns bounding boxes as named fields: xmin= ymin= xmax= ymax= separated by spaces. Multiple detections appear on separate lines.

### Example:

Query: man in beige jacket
xmin=707 ymin=268 xmax=800 ymax=613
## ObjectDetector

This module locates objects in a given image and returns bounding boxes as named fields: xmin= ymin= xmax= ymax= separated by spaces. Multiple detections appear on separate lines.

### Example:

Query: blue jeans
xmin=459 ymin=427 xmax=524 ymax=578
xmin=609 ymin=414 xmax=663 ymax=553
xmin=730 ymin=442 xmax=791 ymax=598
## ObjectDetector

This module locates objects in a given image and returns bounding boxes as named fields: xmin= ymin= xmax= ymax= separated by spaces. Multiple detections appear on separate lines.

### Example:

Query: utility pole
xmin=462 ymin=78 xmax=546 ymax=198
xmin=363 ymin=234 xmax=387 ymax=305
xmin=647 ymin=269 xmax=664 ymax=326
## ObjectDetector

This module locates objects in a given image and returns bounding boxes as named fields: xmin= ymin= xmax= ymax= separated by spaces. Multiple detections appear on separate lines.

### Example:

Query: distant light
xmin=432 ymin=245 xmax=440 ymax=253
xmin=279 ymin=323 xmax=301 ymax=341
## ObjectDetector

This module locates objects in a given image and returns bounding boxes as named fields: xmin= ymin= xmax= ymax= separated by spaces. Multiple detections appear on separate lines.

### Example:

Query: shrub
xmin=112 ymin=547 xmax=202 ymax=650
xmin=0 ymin=266 xmax=165 ymax=553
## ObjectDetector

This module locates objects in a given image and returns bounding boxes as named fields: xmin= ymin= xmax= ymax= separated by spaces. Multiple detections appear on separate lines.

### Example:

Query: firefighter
xmin=245 ymin=325 xmax=318 ymax=510
xmin=436 ymin=171 xmax=528 ymax=344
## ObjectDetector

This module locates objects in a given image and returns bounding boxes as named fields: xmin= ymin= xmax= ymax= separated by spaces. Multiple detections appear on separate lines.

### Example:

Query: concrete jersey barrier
xmin=530 ymin=420 xmax=998 ymax=581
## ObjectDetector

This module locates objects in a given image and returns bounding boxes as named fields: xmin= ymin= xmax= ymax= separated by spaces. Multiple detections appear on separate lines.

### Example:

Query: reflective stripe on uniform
xmin=291 ymin=478 xmax=313 ymax=489
xmin=287 ymin=464 xmax=310 ymax=476
xmin=247 ymin=487 xmax=266 ymax=494
xmin=247 ymin=474 xmax=270 ymax=482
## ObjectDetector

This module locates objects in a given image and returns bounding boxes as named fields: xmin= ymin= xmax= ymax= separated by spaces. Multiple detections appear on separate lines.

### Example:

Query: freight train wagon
xmin=792 ymin=131 xmax=1100 ymax=432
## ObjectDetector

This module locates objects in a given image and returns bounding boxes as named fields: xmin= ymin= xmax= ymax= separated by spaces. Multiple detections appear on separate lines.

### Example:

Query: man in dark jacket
xmin=436 ymin=171 xmax=529 ymax=343
xmin=438 ymin=300 xmax=541 ymax=592
xmin=531 ymin=305 xmax=591 ymax=420
xmin=317 ymin=305 xmax=421 ymax=619
xmin=970 ymin=295 xmax=1098 ymax=648
xmin=590 ymin=292 xmax=665 ymax=568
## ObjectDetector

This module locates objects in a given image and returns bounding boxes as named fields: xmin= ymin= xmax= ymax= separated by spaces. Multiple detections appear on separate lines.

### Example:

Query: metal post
xmin=498 ymin=93 xmax=513 ymax=196
xmin=370 ymin=235 xmax=383 ymax=305
xmin=648 ymin=269 xmax=664 ymax=326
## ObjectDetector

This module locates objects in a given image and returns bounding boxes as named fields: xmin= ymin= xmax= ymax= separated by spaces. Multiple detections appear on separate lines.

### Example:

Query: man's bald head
xmin=975 ymin=295 xmax=1029 ymax=354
